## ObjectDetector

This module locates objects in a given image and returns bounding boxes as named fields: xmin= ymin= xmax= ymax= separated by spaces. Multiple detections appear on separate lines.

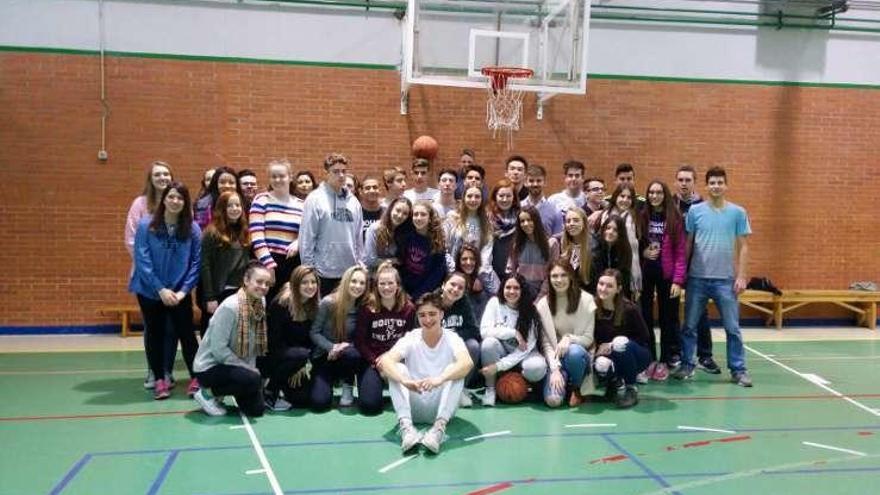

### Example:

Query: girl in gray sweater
xmin=193 ymin=262 xmax=271 ymax=417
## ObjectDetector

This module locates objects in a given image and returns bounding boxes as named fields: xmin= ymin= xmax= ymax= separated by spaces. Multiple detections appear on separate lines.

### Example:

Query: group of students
xmin=124 ymin=150 xmax=752 ymax=454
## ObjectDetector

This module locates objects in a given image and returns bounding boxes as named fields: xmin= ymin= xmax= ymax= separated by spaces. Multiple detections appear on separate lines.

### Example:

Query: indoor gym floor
xmin=1 ymin=329 xmax=879 ymax=495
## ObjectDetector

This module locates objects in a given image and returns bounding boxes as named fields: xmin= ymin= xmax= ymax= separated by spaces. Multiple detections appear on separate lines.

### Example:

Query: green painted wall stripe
xmin=0 ymin=44 xmax=397 ymax=70
xmin=589 ymin=73 xmax=880 ymax=90
xmin=2 ymin=44 xmax=879 ymax=90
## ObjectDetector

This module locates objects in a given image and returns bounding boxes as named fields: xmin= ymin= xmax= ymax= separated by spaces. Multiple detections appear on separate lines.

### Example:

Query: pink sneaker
xmin=154 ymin=379 xmax=171 ymax=400
xmin=652 ymin=363 xmax=669 ymax=381
xmin=187 ymin=378 xmax=200 ymax=397
xmin=645 ymin=362 xmax=658 ymax=379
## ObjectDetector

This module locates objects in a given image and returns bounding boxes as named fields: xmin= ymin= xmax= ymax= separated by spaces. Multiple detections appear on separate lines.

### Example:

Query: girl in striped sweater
xmin=249 ymin=159 xmax=304 ymax=302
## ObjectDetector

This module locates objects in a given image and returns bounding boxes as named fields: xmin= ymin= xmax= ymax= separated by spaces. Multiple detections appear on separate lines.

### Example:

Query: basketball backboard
xmin=401 ymin=0 xmax=591 ymax=116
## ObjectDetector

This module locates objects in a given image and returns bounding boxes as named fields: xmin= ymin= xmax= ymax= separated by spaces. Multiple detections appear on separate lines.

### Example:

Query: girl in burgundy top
xmin=354 ymin=262 xmax=415 ymax=415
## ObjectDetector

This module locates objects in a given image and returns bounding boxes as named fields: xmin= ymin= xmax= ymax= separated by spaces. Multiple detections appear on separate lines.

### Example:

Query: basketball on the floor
xmin=411 ymin=135 xmax=439 ymax=160
xmin=496 ymin=371 xmax=529 ymax=404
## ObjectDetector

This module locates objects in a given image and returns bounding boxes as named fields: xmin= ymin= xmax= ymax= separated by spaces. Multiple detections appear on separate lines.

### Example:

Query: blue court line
xmin=196 ymin=472 xmax=732 ymax=495
xmin=53 ymin=424 xmax=880 ymax=492
xmin=84 ymin=424 xmax=880 ymax=457
xmin=146 ymin=450 xmax=179 ymax=495
xmin=766 ymin=466 xmax=880 ymax=475
xmin=48 ymin=454 xmax=92 ymax=495
xmin=194 ymin=466 xmax=880 ymax=495
xmin=602 ymin=433 xmax=678 ymax=494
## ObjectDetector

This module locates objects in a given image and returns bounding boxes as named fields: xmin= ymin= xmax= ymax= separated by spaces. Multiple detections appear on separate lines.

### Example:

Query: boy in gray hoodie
xmin=299 ymin=153 xmax=365 ymax=295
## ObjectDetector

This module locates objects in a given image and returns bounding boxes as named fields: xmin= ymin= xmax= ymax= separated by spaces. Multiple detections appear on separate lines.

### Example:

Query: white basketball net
xmin=483 ymin=68 xmax=533 ymax=148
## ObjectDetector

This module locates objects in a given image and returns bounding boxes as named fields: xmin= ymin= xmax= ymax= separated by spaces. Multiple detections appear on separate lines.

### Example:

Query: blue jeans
xmin=682 ymin=277 xmax=746 ymax=373
xmin=562 ymin=344 xmax=590 ymax=388
xmin=543 ymin=344 xmax=591 ymax=406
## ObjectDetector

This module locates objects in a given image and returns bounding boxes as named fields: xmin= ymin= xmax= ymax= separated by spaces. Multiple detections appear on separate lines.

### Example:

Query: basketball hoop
xmin=481 ymin=66 xmax=533 ymax=147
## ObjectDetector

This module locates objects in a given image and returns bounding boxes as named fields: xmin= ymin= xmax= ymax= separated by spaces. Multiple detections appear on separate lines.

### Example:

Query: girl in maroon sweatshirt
xmin=354 ymin=261 xmax=416 ymax=414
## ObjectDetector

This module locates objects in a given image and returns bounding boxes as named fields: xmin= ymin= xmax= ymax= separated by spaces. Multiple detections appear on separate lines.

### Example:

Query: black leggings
xmin=196 ymin=364 xmax=264 ymax=417
xmin=357 ymin=366 xmax=386 ymax=415
xmin=640 ymin=263 xmax=681 ymax=363
xmin=310 ymin=346 xmax=365 ymax=411
xmin=264 ymin=346 xmax=312 ymax=407
xmin=137 ymin=294 xmax=197 ymax=381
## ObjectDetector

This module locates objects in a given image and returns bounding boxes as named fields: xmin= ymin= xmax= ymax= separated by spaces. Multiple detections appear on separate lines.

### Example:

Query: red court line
xmin=466 ymin=482 xmax=514 ymax=495
xmin=589 ymin=454 xmax=629 ymax=464
xmin=0 ymin=409 xmax=193 ymax=422
xmin=466 ymin=479 xmax=534 ymax=495
xmin=667 ymin=435 xmax=753 ymax=452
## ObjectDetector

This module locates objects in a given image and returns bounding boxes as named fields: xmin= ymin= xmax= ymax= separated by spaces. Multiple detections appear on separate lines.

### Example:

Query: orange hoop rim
xmin=481 ymin=66 xmax=534 ymax=90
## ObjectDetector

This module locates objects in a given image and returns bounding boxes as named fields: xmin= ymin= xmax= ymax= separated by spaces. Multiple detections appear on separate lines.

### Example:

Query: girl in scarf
xmin=192 ymin=262 xmax=271 ymax=417
xmin=488 ymin=179 xmax=520 ymax=280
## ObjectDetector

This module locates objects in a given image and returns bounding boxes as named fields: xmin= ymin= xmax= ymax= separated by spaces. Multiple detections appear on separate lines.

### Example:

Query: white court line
xmin=677 ymin=426 xmax=737 ymax=434
xmin=245 ymin=469 xmax=267 ymax=475
xmin=464 ymin=430 xmax=512 ymax=442
xmin=776 ymin=355 xmax=880 ymax=362
xmin=229 ymin=425 xmax=245 ymax=430
xmin=378 ymin=454 xmax=418 ymax=473
xmin=233 ymin=398 xmax=283 ymax=495
xmin=800 ymin=373 xmax=831 ymax=385
xmin=564 ymin=423 xmax=618 ymax=428
xmin=744 ymin=344 xmax=880 ymax=418
xmin=802 ymin=441 xmax=867 ymax=457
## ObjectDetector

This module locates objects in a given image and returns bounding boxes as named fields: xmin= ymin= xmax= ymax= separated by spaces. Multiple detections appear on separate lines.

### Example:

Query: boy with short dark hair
xmin=520 ymin=164 xmax=563 ymax=236
xmin=505 ymin=155 xmax=529 ymax=201
xmin=404 ymin=158 xmax=439 ymax=203
xmin=380 ymin=292 xmax=474 ymax=454
xmin=549 ymin=160 xmax=587 ymax=216
xmin=674 ymin=166 xmax=753 ymax=387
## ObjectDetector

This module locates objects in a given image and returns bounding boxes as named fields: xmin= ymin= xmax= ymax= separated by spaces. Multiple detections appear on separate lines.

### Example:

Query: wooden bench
xmin=97 ymin=305 xmax=142 ymax=337
xmin=774 ymin=290 xmax=879 ymax=330
xmin=679 ymin=289 xmax=880 ymax=330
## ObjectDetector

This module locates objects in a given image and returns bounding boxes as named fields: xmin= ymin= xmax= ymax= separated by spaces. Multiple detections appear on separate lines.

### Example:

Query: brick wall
xmin=1 ymin=52 xmax=878 ymax=327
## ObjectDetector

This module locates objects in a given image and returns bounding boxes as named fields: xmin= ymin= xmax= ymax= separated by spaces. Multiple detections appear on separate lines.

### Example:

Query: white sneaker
xmin=339 ymin=384 xmax=355 ymax=407
xmin=459 ymin=390 xmax=473 ymax=408
xmin=399 ymin=422 xmax=421 ymax=452
xmin=421 ymin=425 xmax=446 ymax=454
xmin=636 ymin=372 xmax=649 ymax=384
xmin=194 ymin=389 xmax=227 ymax=416
xmin=143 ymin=370 xmax=155 ymax=389
xmin=266 ymin=393 xmax=292 ymax=412
xmin=482 ymin=387 xmax=496 ymax=407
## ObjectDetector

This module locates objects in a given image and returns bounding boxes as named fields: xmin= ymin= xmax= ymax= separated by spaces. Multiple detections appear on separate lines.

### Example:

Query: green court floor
xmin=2 ymin=340 xmax=879 ymax=494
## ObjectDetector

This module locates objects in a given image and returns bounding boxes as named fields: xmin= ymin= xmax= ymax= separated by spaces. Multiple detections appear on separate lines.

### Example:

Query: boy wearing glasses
xmin=582 ymin=176 xmax=607 ymax=216
xmin=299 ymin=153 xmax=365 ymax=295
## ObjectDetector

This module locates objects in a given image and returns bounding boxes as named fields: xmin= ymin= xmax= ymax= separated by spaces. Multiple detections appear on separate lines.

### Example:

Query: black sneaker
xmin=616 ymin=385 xmax=639 ymax=409
xmin=698 ymin=357 xmax=722 ymax=375
xmin=671 ymin=365 xmax=695 ymax=380
xmin=604 ymin=378 xmax=625 ymax=403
